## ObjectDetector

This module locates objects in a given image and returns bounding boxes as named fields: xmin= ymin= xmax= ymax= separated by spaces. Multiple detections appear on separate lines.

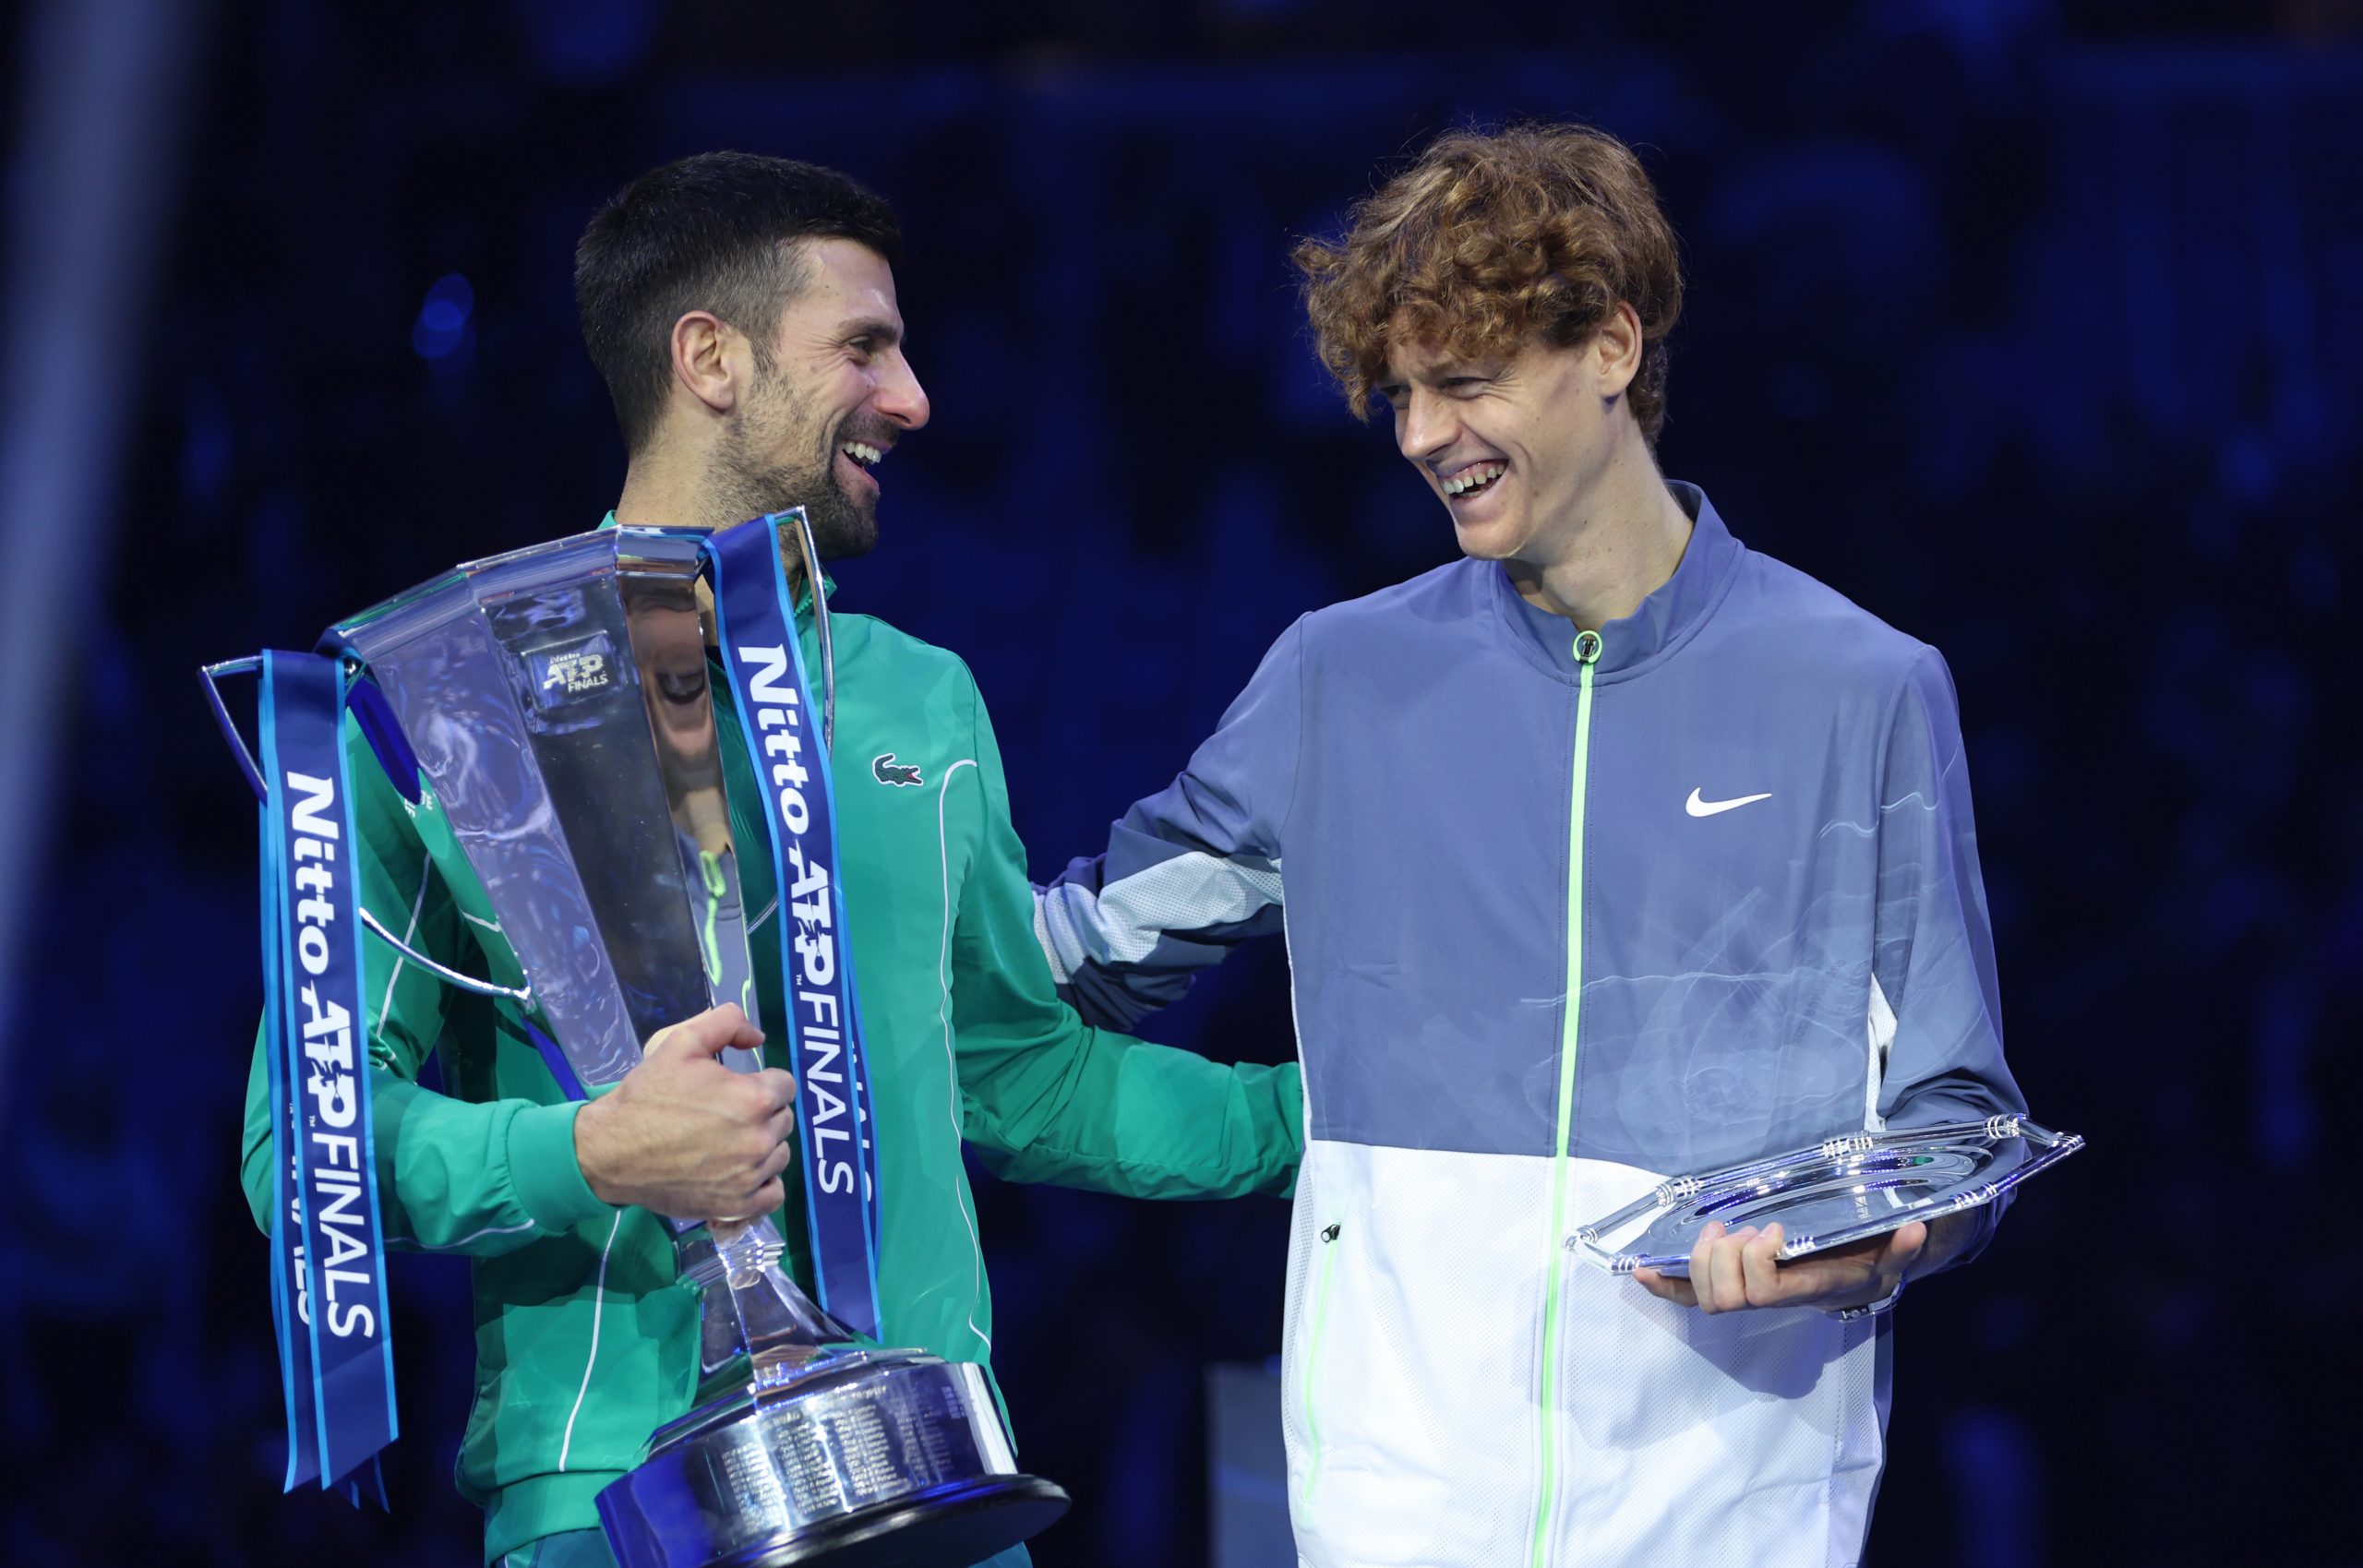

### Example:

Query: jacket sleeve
xmin=239 ymin=715 xmax=614 ymax=1255
xmin=947 ymin=664 xmax=1301 ymax=1200
xmin=1034 ymin=617 xmax=1304 ymax=1031
xmin=1870 ymin=647 xmax=2028 ymax=1269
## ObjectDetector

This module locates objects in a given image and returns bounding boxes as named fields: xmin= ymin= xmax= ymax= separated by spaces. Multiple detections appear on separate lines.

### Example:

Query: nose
xmin=877 ymin=350 xmax=930 ymax=433
xmin=1397 ymin=388 xmax=1457 ymax=467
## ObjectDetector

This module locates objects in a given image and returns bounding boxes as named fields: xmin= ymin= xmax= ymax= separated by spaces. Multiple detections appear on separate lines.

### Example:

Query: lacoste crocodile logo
xmin=872 ymin=752 xmax=924 ymax=787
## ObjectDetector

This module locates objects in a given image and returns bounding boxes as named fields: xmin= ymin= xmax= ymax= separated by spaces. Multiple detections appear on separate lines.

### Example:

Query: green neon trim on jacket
xmin=1529 ymin=627 xmax=1601 ymax=1568
xmin=1299 ymin=1217 xmax=1345 ymax=1505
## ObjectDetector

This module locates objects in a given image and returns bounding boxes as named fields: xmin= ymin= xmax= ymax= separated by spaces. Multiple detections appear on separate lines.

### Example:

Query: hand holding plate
xmin=1632 ymin=1217 xmax=1937 ymax=1313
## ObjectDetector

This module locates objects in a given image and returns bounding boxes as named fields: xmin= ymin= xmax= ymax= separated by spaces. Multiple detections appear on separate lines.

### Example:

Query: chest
xmin=714 ymin=641 xmax=982 ymax=1034
xmin=719 ymin=696 xmax=980 ymax=972
xmin=409 ymin=637 xmax=984 ymax=1072
xmin=1285 ymin=646 xmax=1887 ymax=977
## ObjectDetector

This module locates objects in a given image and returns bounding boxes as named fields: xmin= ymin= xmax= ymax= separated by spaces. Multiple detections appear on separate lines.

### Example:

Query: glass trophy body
xmin=332 ymin=526 xmax=1066 ymax=1568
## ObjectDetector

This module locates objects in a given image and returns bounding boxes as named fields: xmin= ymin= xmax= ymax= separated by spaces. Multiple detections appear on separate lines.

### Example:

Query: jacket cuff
xmin=507 ymin=1101 xmax=613 ymax=1234
xmin=1276 ymin=1064 xmax=1305 ymax=1200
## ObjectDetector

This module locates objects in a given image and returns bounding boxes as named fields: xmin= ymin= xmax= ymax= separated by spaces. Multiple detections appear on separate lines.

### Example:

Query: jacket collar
xmin=1485 ymin=480 xmax=1742 ymax=684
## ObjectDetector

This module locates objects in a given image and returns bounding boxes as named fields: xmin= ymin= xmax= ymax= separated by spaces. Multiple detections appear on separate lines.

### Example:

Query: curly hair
xmin=1294 ymin=124 xmax=1684 ymax=443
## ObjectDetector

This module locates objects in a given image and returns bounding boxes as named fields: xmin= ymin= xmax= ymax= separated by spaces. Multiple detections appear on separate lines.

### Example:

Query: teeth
xmin=841 ymin=442 xmax=884 ymax=466
xmin=1444 ymin=463 xmax=1505 ymax=496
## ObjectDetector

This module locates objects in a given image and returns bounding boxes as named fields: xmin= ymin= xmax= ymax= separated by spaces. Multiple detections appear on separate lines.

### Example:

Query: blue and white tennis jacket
xmin=1037 ymin=484 xmax=2023 ymax=1568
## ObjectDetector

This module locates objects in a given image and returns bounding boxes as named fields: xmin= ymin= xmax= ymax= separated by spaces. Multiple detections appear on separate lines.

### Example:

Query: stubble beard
xmin=707 ymin=365 xmax=879 ymax=561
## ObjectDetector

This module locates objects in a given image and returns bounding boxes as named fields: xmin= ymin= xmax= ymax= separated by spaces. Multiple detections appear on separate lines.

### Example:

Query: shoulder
xmin=831 ymin=610 xmax=975 ymax=693
xmin=338 ymin=708 xmax=430 ymax=842
xmin=827 ymin=610 xmax=996 ymax=755
xmin=1298 ymin=557 xmax=1489 ymax=650
xmin=1718 ymin=545 xmax=1947 ymax=700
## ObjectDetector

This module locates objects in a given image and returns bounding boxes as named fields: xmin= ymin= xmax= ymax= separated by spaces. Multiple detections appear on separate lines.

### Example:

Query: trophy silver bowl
xmin=1571 ymin=1116 xmax=2084 ymax=1277
xmin=331 ymin=522 xmax=1067 ymax=1567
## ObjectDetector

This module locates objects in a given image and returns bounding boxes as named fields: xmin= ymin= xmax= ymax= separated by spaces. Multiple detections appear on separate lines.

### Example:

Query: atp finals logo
xmin=528 ymin=634 xmax=617 ymax=709
xmin=282 ymin=771 xmax=378 ymax=1342
xmin=735 ymin=643 xmax=859 ymax=1201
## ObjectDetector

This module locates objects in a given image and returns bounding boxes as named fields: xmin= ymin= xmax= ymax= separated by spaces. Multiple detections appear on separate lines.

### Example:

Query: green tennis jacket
xmin=238 ymin=570 xmax=1303 ymax=1562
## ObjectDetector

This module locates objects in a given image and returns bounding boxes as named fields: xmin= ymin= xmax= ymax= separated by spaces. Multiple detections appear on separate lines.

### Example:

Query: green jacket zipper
xmin=1528 ymin=627 xmax=1602 ymax=1568
xmin=1299 ymin=1217 xmax=1346 ymax=1505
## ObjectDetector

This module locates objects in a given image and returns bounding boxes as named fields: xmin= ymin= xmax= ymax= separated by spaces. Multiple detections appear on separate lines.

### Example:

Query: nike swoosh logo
xmin=1686 ymin=788 xmax=1772 ymax=818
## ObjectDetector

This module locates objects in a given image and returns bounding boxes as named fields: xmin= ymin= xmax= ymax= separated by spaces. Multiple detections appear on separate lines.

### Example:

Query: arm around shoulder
xmin=1035 ymin=618 xmax=1305 ymax=1031
xmin=950 ymin=661 xmax=1304 ymax=1200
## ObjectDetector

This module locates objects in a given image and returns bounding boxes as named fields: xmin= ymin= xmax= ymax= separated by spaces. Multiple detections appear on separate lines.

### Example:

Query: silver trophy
xmin=1570 ymin=1116 xmax=2084 ymax=1278
xmin=331 ymin=523 xmax=1067 ymax=1568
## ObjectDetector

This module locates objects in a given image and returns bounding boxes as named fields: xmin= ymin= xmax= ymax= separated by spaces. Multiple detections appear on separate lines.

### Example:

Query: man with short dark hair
xmin=240 ymin=150 xmax=1303 ymax=1568
xmin=574 ymin=152 xmax=910 ymax=555
xmin=1038 ymin=124 xmax=2024 ymax=1566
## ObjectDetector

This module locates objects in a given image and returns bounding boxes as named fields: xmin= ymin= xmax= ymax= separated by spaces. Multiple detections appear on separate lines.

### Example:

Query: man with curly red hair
xmin=1039 ymin=125 xmax=2024 ymax=1566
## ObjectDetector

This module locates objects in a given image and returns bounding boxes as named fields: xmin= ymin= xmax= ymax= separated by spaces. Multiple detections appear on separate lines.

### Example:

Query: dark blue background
xmin=2 ymin=2 xmax=2357 ymax=1564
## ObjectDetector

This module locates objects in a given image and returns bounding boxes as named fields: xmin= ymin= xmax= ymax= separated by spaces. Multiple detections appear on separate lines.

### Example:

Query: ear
xmin=669 ymin=310 xmax=746 ymax=417
xmin=1590 ymin=300 xmax=1645 ymax=401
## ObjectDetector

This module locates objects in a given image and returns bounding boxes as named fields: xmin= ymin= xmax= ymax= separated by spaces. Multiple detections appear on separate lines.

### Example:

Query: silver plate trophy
xmin=1570 ymin=1116 xmax=2084 ymax=1278
xmin=331 ymin=523 xmax=1067 ymax=1568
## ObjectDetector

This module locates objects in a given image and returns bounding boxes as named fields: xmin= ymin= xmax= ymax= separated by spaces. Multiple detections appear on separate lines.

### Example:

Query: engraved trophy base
xmin=597 ymin=1349 xmax=1069 ymax=1568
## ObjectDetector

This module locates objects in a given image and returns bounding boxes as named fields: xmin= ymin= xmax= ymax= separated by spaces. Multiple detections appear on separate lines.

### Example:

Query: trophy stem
xmin=675 ymin=1215 xmax=856 ymax=1386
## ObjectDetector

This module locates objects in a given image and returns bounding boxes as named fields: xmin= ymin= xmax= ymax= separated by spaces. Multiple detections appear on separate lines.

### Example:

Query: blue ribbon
xmin=254 ymin=651 xmax=399 ymax=1492
xmin=703 ymin=514 xmax=883 ymax=1338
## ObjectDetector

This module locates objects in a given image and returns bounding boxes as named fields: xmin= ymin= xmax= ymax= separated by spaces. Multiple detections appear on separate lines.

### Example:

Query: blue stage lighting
xmin=412 ymin=273 xmax=474 ymax=361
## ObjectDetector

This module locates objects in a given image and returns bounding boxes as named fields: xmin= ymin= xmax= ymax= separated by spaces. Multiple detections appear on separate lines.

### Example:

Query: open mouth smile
xmin=837 ymin=440 xmax=887 ymax=490
xmin=1441 ymin=461 xmax=1505 ymax=500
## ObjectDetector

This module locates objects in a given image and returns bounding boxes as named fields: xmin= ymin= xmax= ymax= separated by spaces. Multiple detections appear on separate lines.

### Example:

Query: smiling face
xmin=1378 ymin=328 xmax=1621 ymax=569
xmin=711 ymin=237 xmax=930 ymax=557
